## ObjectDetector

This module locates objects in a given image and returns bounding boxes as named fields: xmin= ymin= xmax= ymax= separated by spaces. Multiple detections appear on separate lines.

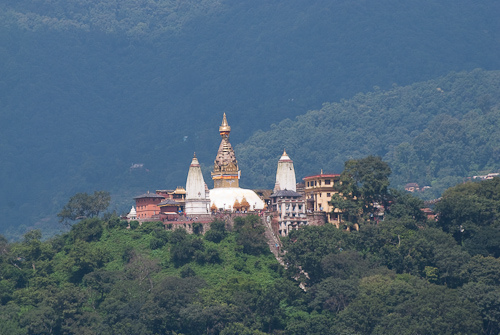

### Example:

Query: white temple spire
xmin=274 ymin=149 xmax=296 ymax=192
xmin=186 ymin=153 xmax=210 ymax=215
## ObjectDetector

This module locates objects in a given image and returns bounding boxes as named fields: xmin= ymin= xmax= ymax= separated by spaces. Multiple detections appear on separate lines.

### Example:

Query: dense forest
xmin=238 ymin=69 xmax=500 ymax=199
xmin=2 ymin=175 xmax=500 ymax=334
xmin=1 ymin=0 xmax=500 ymax=238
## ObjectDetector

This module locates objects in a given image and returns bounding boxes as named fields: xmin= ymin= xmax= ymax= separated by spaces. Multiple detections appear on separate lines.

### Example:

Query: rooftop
xmin=303 ymin=173 xmax=340 ymax=180
xmin=133 ymin=192 xmax=165 ymax=199
xmin=270 ymin=189 xmax=303 ymax=198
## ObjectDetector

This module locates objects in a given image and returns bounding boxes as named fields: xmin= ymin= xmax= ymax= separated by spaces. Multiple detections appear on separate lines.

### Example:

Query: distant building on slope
xmin=133 ymin=192 xmax=165 ymax=219
xmin=405 ymin=183 xmax=420 ymax=192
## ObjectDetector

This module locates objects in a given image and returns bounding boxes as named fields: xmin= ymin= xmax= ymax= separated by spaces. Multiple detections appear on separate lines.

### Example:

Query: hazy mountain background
xmin=1 ymin=0 xmax=500 ymax=238
xmin=237 ymin=69 xmax=500 ymax=197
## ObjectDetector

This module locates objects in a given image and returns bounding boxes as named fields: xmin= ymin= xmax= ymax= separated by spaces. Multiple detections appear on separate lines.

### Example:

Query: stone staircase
xmin=261 ymin=216 xmax=284 ymax=266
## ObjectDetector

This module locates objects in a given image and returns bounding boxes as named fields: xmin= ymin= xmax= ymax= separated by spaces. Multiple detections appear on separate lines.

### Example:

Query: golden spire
xmin=219 ymin=113 xmax=231 ymax=137
xmin=212 ymin=113 xmax=240 ymax=188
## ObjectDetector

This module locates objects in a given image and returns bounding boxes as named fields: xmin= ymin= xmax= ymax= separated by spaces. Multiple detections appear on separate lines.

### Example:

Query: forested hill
xmin=237 ymin=69 xmax=500 ymax=198
xmin=3 ymin=178 xmax=500 ymax=334
xmin=1 ymin=0 xmax=500 ymax=238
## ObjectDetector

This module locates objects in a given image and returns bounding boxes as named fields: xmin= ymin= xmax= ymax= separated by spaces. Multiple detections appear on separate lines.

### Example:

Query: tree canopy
xmin=2 ymin=178 xmax=500 ymax=333
xmin=57 ymin=191 xmax=111 ymax=225
xmin=330 ymin=156 xmax=391 ymax=224
xmin=1 ymin=0 xmax=500 ymax=238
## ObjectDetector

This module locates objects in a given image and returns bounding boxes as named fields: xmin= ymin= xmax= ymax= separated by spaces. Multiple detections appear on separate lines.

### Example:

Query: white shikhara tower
xmin=274 ymin=150 xmax=296 ymax=192
xmin=185 ymin=153 xmax=210 ymax=216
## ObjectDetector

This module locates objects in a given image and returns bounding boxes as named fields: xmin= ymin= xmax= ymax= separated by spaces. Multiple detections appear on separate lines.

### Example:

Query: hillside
xmin=1 ymin=0 xmax=500 ymax=237
xmin=237 ymin=69 xmax=500 ymax=198
xmin=2 ymin=178 xmax=500 ymax=334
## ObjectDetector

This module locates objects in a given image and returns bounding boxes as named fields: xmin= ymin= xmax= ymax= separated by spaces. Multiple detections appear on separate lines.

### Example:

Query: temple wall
xmin=306 ymin=212 xmax=327 ymax=226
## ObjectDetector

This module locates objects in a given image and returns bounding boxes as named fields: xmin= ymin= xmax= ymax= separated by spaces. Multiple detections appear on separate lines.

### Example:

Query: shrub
xmin=129 ymin=220 xmax=140 ymax=230
xmin=205 ymin=219 xmax=227 ymax=243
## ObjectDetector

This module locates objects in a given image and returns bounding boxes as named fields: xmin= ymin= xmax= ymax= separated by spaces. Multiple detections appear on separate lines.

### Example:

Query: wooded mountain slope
xmin=3 ymin=178 xmax=500 ymax=334
xmin=237 ymin=69 xmax=500 ymax=198
xmin=1 ymin=0 xmax=500 ymax=237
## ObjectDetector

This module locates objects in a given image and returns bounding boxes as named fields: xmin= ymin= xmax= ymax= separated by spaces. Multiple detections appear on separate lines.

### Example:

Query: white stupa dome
xmin=209 ymin=187 xmax=264 ymax=211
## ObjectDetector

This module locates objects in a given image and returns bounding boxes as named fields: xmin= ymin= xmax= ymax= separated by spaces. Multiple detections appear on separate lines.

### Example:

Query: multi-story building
xmin=133 ymin=187 xmax=186 ymax=221
xmin=268 ymin=150 xmax=308 ymax=236
xmin=270 ymin=189 xmax=307 ymax=236
xmin=303 ymin=172 xmax=342 ymax=226
xmin=133 ymin=192 xmax=165 ymax=219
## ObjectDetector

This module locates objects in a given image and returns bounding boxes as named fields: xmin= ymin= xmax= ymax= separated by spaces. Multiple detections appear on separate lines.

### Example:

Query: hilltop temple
xmin=130 ymin=113 xmax=345 ymax=235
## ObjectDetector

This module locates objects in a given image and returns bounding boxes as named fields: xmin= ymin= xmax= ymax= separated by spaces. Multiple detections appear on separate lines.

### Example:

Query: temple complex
xmin=128 ymin=113 xmax=344 ymax=235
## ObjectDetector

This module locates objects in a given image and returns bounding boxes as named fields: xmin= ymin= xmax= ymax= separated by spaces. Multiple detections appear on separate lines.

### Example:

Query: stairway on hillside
xmin=261 ymin=217 xmax=284 ymax=266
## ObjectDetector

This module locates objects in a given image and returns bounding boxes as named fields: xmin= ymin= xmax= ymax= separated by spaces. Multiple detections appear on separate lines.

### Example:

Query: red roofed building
xmin=133 ymin=192 xmax=165 ymax=219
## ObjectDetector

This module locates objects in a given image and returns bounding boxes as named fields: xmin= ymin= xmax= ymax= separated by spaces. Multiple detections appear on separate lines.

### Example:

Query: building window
xmin=325 ymin=179 xmax=331 ymax=185
xmin=327 ymin=193 xmax=331 ymax=197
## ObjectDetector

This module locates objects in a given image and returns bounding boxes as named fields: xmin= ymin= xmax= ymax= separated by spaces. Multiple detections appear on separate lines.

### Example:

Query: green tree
xmin=57 ymin=191 xmax=111 ymax=225
xmin=282 ymin=225 xmax=350 ymax=284
xmin=331 ymin=156 xmax=391 ymax=224
xmin=461 ymin=282 xmax=500 ymax=335
xmin=70 ymin=218 xmax=104 ymax=242
xmin=141 ymin=276 xmax=205 ymax=334
xmin=205 ymin=219 xmax=228 ymax=243
xmin=436 ymin=178 xmax=500 ymax=250
xmin=234 ymin=216 xmax=268 ymax=256
xmin=335 ymin=274 xmax=482 ymax=335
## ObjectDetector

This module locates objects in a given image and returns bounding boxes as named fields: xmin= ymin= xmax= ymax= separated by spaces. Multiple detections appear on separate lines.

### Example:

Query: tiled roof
xmin=133 ymin=193 xmax=165 ymax=199
xmin=270 ymin=189 xmax=303 ymax=198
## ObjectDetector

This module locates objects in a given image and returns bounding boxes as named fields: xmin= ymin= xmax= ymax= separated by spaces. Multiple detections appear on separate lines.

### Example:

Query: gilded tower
xmin=212 ymin=113 xmax=240 ymax=188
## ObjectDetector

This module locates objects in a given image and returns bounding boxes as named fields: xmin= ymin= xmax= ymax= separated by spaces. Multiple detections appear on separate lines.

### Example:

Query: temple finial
xmin=219 ymin=113 xmax=231 ymax=135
